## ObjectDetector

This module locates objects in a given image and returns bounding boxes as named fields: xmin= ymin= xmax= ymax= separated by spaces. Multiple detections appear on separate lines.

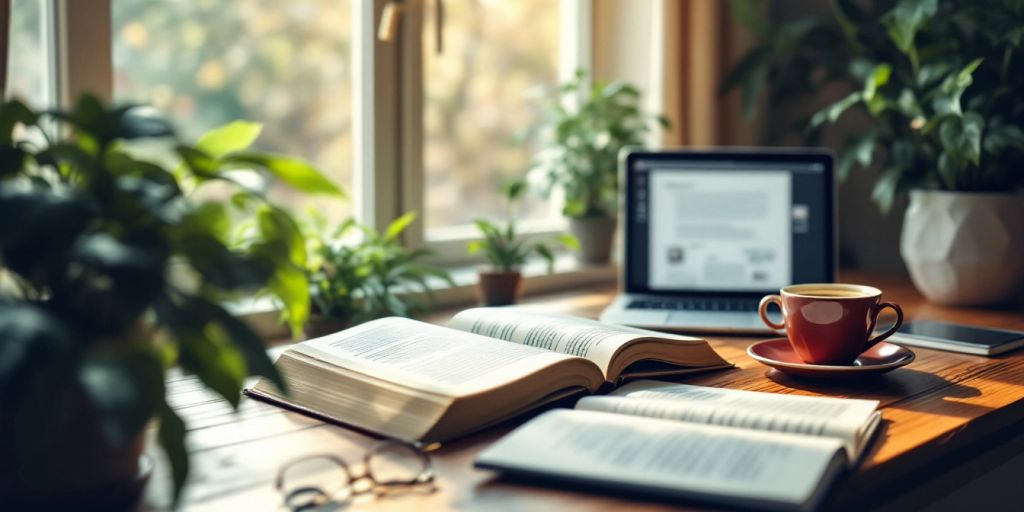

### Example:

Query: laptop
xmin=600 ymin=148 xmax=836 ymax=334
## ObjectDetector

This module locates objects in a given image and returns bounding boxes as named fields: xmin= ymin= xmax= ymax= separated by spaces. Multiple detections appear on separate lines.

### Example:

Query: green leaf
xmin=884 ymin=0 xmax=939 ymax=55
xmin=190 ymin=244 xmax=276 ymax=291
xmin=557 ymin=233 xmax=580 ymax=252
xmin=0 ymin=188 xmax=91 ymax=286
xmin=838 ymin=131 xmax=878 ymax=181
xmin=116 ymin=106 xmax=175 ymax=140
xmin=158 ymin=404 xmax=189 ymax=504
xmin=917 ymin=63 xmax=952 ymax=87
xmin=177 ymin=324 xmax=247 ymax=408
xmin=176 ymin=145 xmax=220 ymax=181
xmin=0 ymin=99 xmax=38 ymax=145
xmin=384 ymin=212 xmax=417 ymax=241
xmin=983 ymin=123 xmax=1024 ymax=154
xmin=223 ymin=151 xmax=344 ymax=196
xmin=501 ymin=180 xmax=528 ymax=203
xmin=69 ymin=233 xmax=167 ymax=320
xmin=872 ymin=166 xmax=904 ymax=214
xmin=188 ymin=202 xmax=231 ymax=242
xmin=209 ymin=304 xmax=285 ymax=392
xmin=196 ymin=121 xmax=263 ymax=159
xmin=79 ymin=345 xmax=165 ymax=448
xmin=937 ymin=152 xmax=960 ymax=189
xmin=865 ymin=94 xmax=887 ymax=116
xmin=259 ymin=204 xmax=307 ymax=267
xmin=810 ymin=91 xmax=861 ymax=127
xmin=534 ymin=243 xmax=556 ymax=273
xmin=862 ymin=63 xmax=892 ymax=101
xmin=933 ymin=58 xmax=984 ymax=115
xmin=563 ymin=198 xmax=588 ymax=217
xmin=940 ymin=112 xmax=983 ymax=166
xmin=896 ymin=88 xmax=923 ymax=118
xmin=269 ymin=262 xmax=310 ymax=337
xmin=0 ymin=303 xmax=73 ymax=404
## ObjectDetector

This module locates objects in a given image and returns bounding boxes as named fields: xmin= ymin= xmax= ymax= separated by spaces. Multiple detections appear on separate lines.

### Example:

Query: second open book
xmin=246 ymin=307 xmax=731 ymax=441
xmin=478 ymin=380 xmax=882 ymax=511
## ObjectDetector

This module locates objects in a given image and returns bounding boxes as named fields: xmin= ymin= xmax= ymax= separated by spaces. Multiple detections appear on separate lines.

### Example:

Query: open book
xmin=477 ymin=380 xmax=882 ymax=512
xmin=245 ymin=308 xmax=731 ymax=441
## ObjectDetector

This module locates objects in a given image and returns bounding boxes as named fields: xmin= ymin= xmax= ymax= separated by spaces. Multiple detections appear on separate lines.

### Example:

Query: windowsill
xmin=235 ymin=254 xmax=618 ymax=340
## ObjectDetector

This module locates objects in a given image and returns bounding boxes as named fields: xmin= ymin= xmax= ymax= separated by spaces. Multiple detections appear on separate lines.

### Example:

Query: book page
xmin=449 ymin=307 xmax=702 ymax=374
xmin=477 ymin=409 xmax=846 ymax=509
xmin=577 ymin=380 xmax=878 ymax=458
xmin=292 ymin=317 xmax=581 ymax=397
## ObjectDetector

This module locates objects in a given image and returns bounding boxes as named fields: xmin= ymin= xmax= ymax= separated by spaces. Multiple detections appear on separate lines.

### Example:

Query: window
xmin=422 ymin=0 xmax=565 ymax=238
xmin=6 ymin=0 xmax=55 ymax=108
xmin=111 ymin=0 xmax=355 ymax=224
xmin=7 ymin=0 xmax=591 ymax=265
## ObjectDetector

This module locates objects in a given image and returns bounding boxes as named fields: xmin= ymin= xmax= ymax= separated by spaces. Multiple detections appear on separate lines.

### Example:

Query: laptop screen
xmin=624 ymin=150 xmax=834 ymax=296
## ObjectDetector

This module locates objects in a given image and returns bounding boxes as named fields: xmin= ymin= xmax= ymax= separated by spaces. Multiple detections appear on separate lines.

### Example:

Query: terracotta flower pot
xmin=476 ymin=269 xmax=524 ymax=306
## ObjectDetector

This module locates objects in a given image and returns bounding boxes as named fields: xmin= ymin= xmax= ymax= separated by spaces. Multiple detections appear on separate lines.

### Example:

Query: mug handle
xmin=865 ymin=302 xmax=904 ymax=350
xmin=758 ymin=295 xmax=786 ymax=332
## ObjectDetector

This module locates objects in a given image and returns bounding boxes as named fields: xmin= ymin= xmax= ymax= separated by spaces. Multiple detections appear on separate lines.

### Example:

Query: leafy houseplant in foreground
xmin=469 ymin=181 xmax=578 ymax=306
xmin=724 ymin=0 xmax=1024 ymax=305
xmin=0 ymin=96 xmax=341 ymax=505
xmin=303 ymin=211 xmax=453 ymax=336
xmin=531 ymin=69 xmax=668 ymax=264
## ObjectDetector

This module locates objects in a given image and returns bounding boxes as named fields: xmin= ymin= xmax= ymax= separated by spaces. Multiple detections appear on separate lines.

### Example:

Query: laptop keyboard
xmin=627 ymin=297 xmax=760 ymax=312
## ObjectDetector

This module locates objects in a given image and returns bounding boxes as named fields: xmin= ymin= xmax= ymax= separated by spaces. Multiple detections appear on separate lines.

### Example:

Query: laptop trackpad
xmin=667 ymin=311 xmax=762 ymax=328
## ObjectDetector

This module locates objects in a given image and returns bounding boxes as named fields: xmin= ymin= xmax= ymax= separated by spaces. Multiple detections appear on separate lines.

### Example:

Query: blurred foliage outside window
xmin=423 ymin=0 xmax=566 ymax=235
xmin=112 ymin=0 xmax=354 ymax=224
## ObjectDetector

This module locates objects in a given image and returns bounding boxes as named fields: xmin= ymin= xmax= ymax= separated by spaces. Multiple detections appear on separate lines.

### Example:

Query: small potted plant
xmin=302 ymin=211 xmax=453 ymax=337
xmin=469 ymin=180 xmax=578 ymax=306
xmin=0 ymin=96 xmax=340 ymax=506
xmin=723 ymin=0 xmax=1024 ymax=305
xmin=531 ymin=69 xmax=668 ymax=264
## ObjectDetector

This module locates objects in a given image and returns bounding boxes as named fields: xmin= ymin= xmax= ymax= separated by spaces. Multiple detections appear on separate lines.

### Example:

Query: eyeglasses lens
xmin=279 ymin=456 xmax=351 ymax=509
xmin=367 ymin=442 xmax=431 ymax=485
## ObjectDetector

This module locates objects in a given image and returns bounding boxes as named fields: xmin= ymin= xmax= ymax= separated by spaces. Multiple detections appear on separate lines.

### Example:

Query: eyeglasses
xmin=276 ymin=439 xmax=437 ymax=511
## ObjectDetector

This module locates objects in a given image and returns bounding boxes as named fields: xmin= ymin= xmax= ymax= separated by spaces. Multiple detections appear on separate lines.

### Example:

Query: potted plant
xmin=724 ymin=0 xmax=1024 ymax=305
xmin=0 ymin=96 xmax=341 ymax=506
xmin=469 ymin=181 xmax=577 ymax=306
xmin=302 ymin=211 xmax=453 ymax=337
xmin=532 ymin=69 xmax=669 ymax=264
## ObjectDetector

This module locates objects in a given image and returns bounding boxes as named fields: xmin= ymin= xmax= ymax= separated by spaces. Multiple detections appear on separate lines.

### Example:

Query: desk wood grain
xmin=144 ymin=272 xmax=1024 ymax=510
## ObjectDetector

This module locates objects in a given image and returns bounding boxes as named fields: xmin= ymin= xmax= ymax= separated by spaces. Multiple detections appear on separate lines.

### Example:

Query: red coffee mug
xmin=758 ymin=283 xmax=904 ymax=365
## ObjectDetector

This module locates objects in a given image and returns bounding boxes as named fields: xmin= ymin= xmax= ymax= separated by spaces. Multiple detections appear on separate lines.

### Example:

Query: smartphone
xmin=892 ymin=320 xmax=1024 ymax=356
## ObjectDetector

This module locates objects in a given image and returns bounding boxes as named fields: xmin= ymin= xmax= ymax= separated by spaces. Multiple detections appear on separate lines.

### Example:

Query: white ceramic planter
xmin=900 ymin=190 xmax=1024 ymax=305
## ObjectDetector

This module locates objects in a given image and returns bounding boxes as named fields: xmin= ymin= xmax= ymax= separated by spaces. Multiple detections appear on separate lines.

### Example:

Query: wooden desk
xmin=145 ymin=272 xmax=1024 ymax=510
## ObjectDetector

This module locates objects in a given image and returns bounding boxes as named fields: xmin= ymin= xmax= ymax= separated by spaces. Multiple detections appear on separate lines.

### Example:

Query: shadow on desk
xmin=767 ymin=368 xmax=991 ymax=418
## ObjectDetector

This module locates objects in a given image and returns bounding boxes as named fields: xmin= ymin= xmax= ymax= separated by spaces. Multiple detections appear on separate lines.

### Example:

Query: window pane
xmin=423 ymin=0 xmax=564 ymax=236
xmin=112 ymin=0 xmax=354 ymax=223
xmin=7 ymin=0 xmax=52 ymax=107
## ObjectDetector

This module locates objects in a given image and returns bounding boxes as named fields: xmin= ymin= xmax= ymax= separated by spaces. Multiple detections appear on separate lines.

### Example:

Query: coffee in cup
xmin=758 ymin=283 xmax=903 ymax=365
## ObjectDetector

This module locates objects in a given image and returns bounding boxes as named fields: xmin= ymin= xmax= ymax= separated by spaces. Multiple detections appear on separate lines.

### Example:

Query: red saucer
xmin=747 ymin=338 xmax=915 ymax=379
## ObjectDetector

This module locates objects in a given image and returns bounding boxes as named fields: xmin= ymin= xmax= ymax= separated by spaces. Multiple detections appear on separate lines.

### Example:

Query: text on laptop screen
xmin=626 ymin=156 xmax=832 ymax=294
